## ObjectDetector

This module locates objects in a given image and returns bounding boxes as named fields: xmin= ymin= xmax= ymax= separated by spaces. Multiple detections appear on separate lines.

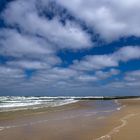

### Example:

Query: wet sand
xmin=96 ymin=99 xmax=140 ymax=140
xmin=0 ymin=99 xmax=140 ymax=140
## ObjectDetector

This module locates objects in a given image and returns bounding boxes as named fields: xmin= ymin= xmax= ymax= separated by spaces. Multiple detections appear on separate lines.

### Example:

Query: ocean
xmin=0 ymin=96 xmax=124 ymax=137
xmin=0 ymin=96 xmax=121 ymax=113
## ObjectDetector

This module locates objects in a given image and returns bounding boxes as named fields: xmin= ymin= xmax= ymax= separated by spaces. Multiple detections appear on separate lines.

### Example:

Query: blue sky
xmin=0 ymin=0 xmax=140 ymax=96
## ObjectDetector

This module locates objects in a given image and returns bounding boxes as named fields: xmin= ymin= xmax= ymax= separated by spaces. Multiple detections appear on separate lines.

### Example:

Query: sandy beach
xmin=0 ymin=99 xmax=140 ymax=140
xmin=95 ymin=99 xmax=140 ymax=140
xmin=105 ymin=99 xmax=140 ymax=140
xmin=0 ymin=0 xmax=140 ymax=139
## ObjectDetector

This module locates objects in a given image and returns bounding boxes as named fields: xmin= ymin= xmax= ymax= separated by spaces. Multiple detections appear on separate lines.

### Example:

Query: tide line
xmin=94 ymin=113 xmax=138 ymax=140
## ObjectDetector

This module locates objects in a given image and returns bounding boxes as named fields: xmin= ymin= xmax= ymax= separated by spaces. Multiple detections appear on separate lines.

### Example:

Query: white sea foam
xmin=0 ymin=96 xmax=78 ymax=112
xmin=0 ymin=98 xmax=121 ymax=133
xmin=0 ymin=96 xmax=119 ymax=113
xmin=95 ymin=113 xmax=137 ymax=140
xmin=114 ymin=100 xmax=126 ymax=111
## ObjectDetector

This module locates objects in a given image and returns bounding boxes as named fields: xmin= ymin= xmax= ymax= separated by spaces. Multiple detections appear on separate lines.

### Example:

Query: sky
xmin=0 ymin=0 xmax=140 ymax=96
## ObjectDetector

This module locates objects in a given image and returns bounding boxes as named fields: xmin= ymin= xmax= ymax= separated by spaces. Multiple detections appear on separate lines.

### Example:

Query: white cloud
xmin=0 ymin=66 xmax=23 ymax=78
xmin=77 ymin=75 xmax=97 ymax=82
xmin=95 ymin=69 xmax=120 ymax=79
xmin=71 ymin=46 xmax=140 ymax=71
xmin=0 ymin=0 xmax=140 ymax=95
xmin=36 ymin=67 xmax=79 ymax=84
xmin=57 ymin=0 xmax=140 ymax=41
xmin=72 ymin=55 xmax=117 ymax=70
xmin=0 ymin=29 xmax=53 ymax=57
xmin=0 ymin=29 xmax=61 ymax=69
xmin=114 ymin=46 xmax=140 ymax=61
xmin=7 ymin=60 xmax=50 ymax=69
xmin=125 ymin=70 xmax=140 ymax=82
xmin=75 ymin=69 xmax=119 ymax=83
xmin=104 ymin=70 xmax=140 ymax=93
xmin=0 ymin=66 xmax=25 ymax=89
xmin=0 ymin=0 xmax=93 ymax=74
xmin=3 ymin=0 xmax=92 ymax=49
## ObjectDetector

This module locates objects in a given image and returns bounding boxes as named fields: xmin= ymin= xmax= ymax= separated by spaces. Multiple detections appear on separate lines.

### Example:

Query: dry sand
xmin=0 ymin=99 xmax=140 ymax=140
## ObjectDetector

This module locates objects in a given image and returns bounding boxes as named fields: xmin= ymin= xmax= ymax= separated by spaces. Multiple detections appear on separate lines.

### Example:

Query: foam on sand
xmin=95 ymin=113 xmax=138 ymax=140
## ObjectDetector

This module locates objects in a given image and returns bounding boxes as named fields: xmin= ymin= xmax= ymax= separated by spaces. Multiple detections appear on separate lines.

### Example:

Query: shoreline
xmin=95 ymin=98 xmax=140 ymax=140
xmin=0 ymin=99 xmax=140 ymax=140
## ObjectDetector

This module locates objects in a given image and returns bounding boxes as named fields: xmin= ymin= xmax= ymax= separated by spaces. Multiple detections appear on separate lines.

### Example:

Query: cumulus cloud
xmin=0 ymin=0 xmax=92 ymax=73
xmin=0 ymin=29 xmax=61 ymax=69
xmin=71 ymin=46 xmax=140 ymax=71
xmin=57 ymin=0 xmax=140 ymax=41
xmin=76 ymin=68 xmax=119 ymax=83
xmin=0 ymin=0 xmax=140 ymax=95
xmin=0 ymin=66 xmax=23 ymax=78
xmin=0 ymin=0 xmax=94 ymax=95
xmin=2 ymin=0 xmax=92 ymax=49
xmin=125 ymin=70 xmax=140 ymax=82
xmin=72 ymin=55 xmax=117 ymax=70
xmin=0 ymin=66 xmax=25 ymax=90
xmin=114 ymin=46 xmax=140 ymax=61
xmin=0 ymin=29 xmax=53 ymax=57
xmin=103 ymin=70 xmax=140 ymax=95
xmin=7 ymin=60 xmax=50 ymax=69
xmin=95 ymin=69 xmax=120 ymax=79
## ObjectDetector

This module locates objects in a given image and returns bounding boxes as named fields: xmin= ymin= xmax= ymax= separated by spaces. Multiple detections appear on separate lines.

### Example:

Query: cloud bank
xmin=0 ymin=0 xmax=140 ymax=96
xmin=57 ymin=0 xmax=140 ymax=41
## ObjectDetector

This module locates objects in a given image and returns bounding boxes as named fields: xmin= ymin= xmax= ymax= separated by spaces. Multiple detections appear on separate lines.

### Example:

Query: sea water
xmin=0 ymin=96 xmax=121 ymax=113
xmin=0 ymin=96 xmax=123 ymax=132
xmin=0 ymin=96 xmax=78 ymax=112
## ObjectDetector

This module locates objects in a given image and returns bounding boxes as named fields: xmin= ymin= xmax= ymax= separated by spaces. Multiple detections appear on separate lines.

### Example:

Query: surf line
xmin=94 ymin=113 xmax=137 ymax=140
xmin=0 ymin=127 xmax=4 ymax=131
xmin=0 ymin=119 xmax=49 ymax=132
